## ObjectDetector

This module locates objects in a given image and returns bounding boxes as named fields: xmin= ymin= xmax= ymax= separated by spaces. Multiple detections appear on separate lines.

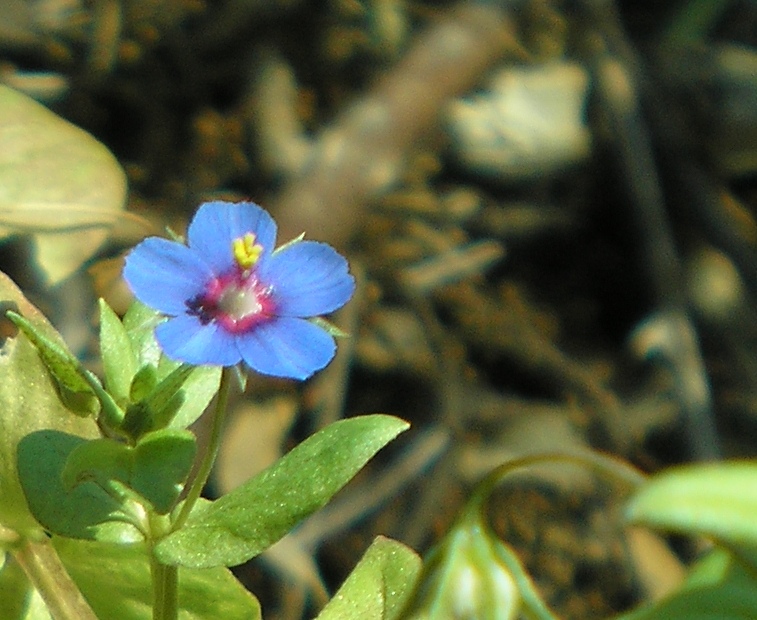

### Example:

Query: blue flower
xmin=123 ymin=201 xmax=355 ymax=380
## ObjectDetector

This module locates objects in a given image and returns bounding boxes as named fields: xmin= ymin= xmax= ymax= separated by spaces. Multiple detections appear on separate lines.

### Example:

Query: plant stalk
xmin=172 ymin=366 xmax=233 ymax=532
xmin=12 ymin=537 xmax=98 ymax=620
xmin=151 ymin=556 xmax=178 ymax=620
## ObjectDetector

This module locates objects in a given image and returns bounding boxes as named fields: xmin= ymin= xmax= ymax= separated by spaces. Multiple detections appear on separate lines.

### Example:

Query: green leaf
xmin=616 ymin=547 xmax=757 ymax=620
xmin=99 ymin=298 xmax=137 ymax=406
xmin=129 ymin=364 xmax=158 ymax=403
xmin=122 ymin=301 xmax=162 ymax=369
xmin=17 ymin=430 xmax=142 ymax=542
xmin=122 ymin=365 xmax=221 ymax=438
xmin=165 ymin=365 xmax=221 ymax=430
xmin=0 ymin=84 xmax=127 ymax=285
xmin=62 ymin=430 xmax=196 ymax=515
xmin=6 ymin=311 xmax=99 ymax=416
xmin=0 ymin=271 xmax=101 ymax=536
xmin=53 ymin=537 xmax=261 ymax=620
xmin=143 ymin=365 xmax=194 ymax=429
xmin=315 ymin=536 xmax=422 ymax=620
xmin=156 ymin=414 xmax=409 ymax=568
xmin=121 ymin=301 xmax=221 ymax=432
xmin=132 ymin=431 xmax=196 ymax=514
xmin=122 ymin=365 xmax=193 ymax=438
xmin=626 ymin=461 xmax=757 ymax=552
xmin=62 ymin=438 xmax=130 ymax=494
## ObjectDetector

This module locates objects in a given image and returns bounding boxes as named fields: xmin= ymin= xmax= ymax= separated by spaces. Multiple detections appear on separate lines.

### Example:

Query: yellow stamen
xmin=232 ymin=233 xmax=263 ymax=269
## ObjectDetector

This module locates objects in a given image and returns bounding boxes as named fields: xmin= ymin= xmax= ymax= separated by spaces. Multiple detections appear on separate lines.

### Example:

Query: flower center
xmin=186 ymin=234 xmax=276 ymax=334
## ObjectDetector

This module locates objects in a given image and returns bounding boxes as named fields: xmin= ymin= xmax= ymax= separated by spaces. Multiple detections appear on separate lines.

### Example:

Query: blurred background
xmin=1 ymin=0 xmax=756 ymax=618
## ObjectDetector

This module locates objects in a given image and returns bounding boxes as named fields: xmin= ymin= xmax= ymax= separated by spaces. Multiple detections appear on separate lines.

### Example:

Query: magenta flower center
xmin=186 ymin=233 xmax=277 ymax=334
xmin=187 ymin=269 xmax=277 ymax=334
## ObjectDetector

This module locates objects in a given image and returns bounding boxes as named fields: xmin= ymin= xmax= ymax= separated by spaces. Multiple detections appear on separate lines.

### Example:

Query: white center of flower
xmin=218 ymin=285 xmax=264 ymax=319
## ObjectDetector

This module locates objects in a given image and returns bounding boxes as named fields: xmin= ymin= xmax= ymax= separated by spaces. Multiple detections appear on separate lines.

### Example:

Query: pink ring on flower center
xmin=186 ymin=268 xmax=277 ymax=334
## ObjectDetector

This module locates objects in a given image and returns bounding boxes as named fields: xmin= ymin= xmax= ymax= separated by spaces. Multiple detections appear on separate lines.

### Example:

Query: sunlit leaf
xmin=0 ymin=271 xmax=100 ymax=536
xmin=0 ymin=84 xmax=127 ymax=284
xmin=54 ymin=537 xmax=261 ymax=620
xmin=156 ymin=415 xmax=409 ymax=568
xmin=118 ymin=300 xmax=221 ymax=435
xmin=164 ymin=365 xmax=221 ymax=430
xmin=7 ymin=311 xmax=99 ymax=416
xmin=315 ymin=536 xmax=422 ymax=620
xmin=122 ymin=301 xmax=162 ymax=369
xmin=626 ymin=461 xmax=757 ymax=552
xmin=99 ymin=298 xmax=137 ymax=407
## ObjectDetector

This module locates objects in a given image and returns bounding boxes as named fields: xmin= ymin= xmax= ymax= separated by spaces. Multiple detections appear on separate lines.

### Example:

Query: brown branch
xmin=272 ymin=1 xmax=522 ymax=246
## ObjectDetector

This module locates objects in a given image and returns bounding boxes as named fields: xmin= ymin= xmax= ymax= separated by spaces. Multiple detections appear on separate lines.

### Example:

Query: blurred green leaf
xmin=616 ymin=547 xmax=757 ymax=620
xmin=0 ymin=271 xmax=101 ymax=536
xmin=99 ymin=298 xmax=137 ymax=407
xmin=626 ymin=461 xmax=757 ymax=552
xmin=0 ymin=84 xmax=127 ymax=284
xmin=54 ymin=537 xmax=261 ymax=620
xmin=315 ymin=536 xmax=422 ymax=620
xmin=62 ymin=430 xmax=196 ymax=515
xmin=7 ymin=311 xmax=99 ymax=416
xmin=156 ymin=414 xmax=409 ymax=568
xmin=17 ymin=430 xmax=142 ymax=542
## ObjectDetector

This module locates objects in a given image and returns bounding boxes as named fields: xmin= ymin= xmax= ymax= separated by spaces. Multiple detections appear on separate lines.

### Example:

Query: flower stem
xmin=12 ymin=537 xmax=98 ymax=620
xmin=151 ymin=555 xmax=178 ymax=620
xmin=172 ymin=366 xmax=233 ymax=532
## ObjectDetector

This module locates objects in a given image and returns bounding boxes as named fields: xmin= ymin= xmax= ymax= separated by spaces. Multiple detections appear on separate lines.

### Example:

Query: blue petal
xmin=187 ymin=201 xmax=277 ymax=273
xmin=259 ymin=241 xmax=355 ymax=317
xmin=123 ymin=238 xmax=213 ymax=315
xmin=155 ymin=315 xmax=241 ymax=366
xmin=236 ymin=317 xmax=336 ymax=379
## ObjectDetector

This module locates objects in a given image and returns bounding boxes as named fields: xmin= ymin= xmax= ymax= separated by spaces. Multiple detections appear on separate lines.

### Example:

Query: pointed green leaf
xmin=310 ymin=316 xmax=350 ymax=338
xmin=6 ymin=311 xmax=99 ymax=416
xmin=165 ymin=365 xmax=221 ymax=430
xmin=316 ymin=536 xmax=422 ymax=620
xmin=616 ymin=547 xmax=757 ymax=620
xmin=156 ymin=414 xmax=409 ymax=568
xmin=122 ymin=301 xmax=221 ymax=431
xmin=99 ymin=298 xmax=137 ymax=406
xmin=626 ymin=461 xmax=757 ymax=551
xmin=17 ymin=430 xmax=141 ymax=542
xmin=53 ymin=537 xmax=261 ymax=620
xmin=123 ymin=301 xmax=162 ymax=368
xmin=129 ymin=364 xmax=158 ymax=403
xmin=123 ymin=364 xmax=220 ymax=438
xmin=62 ymin=430 xmax=196 ymax=515
xmin=0 ymin=271 xmax=100 ymax=536
xmin=143 ymin=365 xmax=194 ymax=429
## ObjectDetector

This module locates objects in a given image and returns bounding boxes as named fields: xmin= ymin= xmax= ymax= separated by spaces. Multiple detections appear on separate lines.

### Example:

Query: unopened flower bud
xmin=403 ymin=515 xmax=520 ymax=620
